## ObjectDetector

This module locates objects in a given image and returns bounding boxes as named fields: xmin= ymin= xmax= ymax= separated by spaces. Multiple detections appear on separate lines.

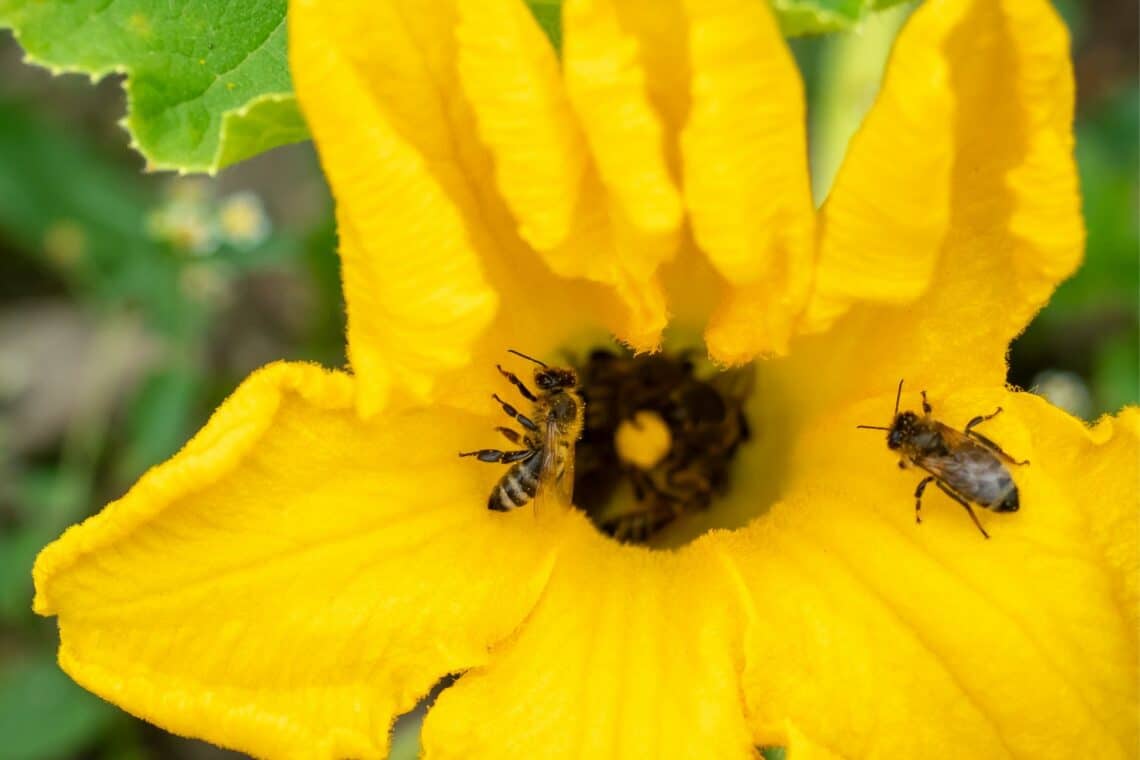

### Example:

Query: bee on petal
xmin=460 ymin=350 xmax=584 ymax=514
xmin=858 ymin=380 xmax=1028 ymax=539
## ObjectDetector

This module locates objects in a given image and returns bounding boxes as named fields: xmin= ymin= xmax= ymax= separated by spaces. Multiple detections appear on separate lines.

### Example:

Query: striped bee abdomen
xmin=488 ymin=451 xmax=541 ymax=511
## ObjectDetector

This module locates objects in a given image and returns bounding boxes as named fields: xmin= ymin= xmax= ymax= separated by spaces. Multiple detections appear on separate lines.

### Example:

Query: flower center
xmin=572 ymin=348 xmax=754 ymax=545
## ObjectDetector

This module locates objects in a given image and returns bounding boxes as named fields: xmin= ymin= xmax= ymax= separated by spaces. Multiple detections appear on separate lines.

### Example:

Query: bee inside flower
xmin=459 ymin=345 xmax=757 ymax=544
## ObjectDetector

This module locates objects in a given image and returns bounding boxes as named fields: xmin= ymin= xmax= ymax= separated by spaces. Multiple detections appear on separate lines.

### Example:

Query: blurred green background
xmin=0 ymin=2 xmax=1135 ymax=758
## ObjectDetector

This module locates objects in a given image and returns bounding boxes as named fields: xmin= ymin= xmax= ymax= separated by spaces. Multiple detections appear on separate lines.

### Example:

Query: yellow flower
xmin=33 ymin=0 xmax=1138 ymax=758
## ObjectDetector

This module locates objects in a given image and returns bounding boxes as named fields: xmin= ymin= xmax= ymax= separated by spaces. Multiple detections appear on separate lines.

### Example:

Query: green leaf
xmin=0 ymin=653 xmax=116 ymax=760
xmin=774 ymin=0 xmax=863 ymax=35
xmin=0 ymin=0 xmax=307 ymax=174
xmin=215 ymin=92 xmax=310 ymax=168
xmin=522 ymin=1 xmax=912 ymax=49
xmin=774 ymin=0 xmax=914 ymax=36
xmin=525 ymin=0 xmax=562 ymax=53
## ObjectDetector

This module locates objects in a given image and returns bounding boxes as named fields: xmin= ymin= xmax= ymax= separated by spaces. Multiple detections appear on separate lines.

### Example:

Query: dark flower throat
xmin=572 ymin=348 xmax=754 ymax=544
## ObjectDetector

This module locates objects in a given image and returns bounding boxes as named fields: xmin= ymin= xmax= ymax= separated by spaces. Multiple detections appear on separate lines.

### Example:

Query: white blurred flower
xmin=217 ymin=191 xmax=271 ymax=249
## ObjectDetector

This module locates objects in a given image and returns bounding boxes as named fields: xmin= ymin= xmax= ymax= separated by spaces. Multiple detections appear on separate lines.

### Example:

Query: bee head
xmin=887 ymin=411 xmax=919 ymax=450
xmin=535 ymin=367 xmax=578 ymax=391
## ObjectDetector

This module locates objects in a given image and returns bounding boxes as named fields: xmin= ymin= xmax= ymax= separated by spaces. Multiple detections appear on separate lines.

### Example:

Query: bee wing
xmin=915 ymin=429 xmax=1008 ymax=505
xmin=933 ymin=423 xmax=971 ymax=449
xmin=914 ymin=452 xmax=959 ymax=483
xmin=533 ymin=417 xmax=575 ymax=517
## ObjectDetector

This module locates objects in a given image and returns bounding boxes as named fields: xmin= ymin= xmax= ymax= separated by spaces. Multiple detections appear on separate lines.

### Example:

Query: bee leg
xmin=630 ymin=470 xmax=648 ymax=501
xmin=497 ymin=364 xmax=537 ymax=402
xmin=934 ymin=480 xmax=991 ymax=539
xmin=458 ymin=448 xmax=535 ymax=464
xmin=501 ymin=449 xmax=537 ymax=463
xmin=967 ymin=429 xmax=1029 ymax=465
xmin=965 ymin=406 xmax=1003 ymax=430
xmin=920 ymin=390 xmax=932 ymax=415
xmin=495 ymin=426 xmax=523 ymax=445
xmin=914 ymin=476 xmax=935 ymax=524
xmin=964 ymin=408 xmax=1029 ymax=465
xmin=491 ymin=393 xmax=539 ymax=433
xmin=603 ymin=504 xmax=675 ymax=544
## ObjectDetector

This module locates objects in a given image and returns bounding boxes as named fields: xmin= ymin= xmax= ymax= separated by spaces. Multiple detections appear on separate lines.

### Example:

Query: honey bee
xmin=858 ymin=380 xmax=1028 ymax=539
xmin=459 ymin=350 xmax=584 ymax=513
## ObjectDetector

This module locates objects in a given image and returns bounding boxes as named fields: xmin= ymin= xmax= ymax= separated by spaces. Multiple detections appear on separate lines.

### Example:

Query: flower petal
xmin=290 ymin=0 xmax=499 ymax=415
xmin=539 ymin=0 xmax=686 ymax=348
xmin=33 ymin=363 xmax=557 ymax=759
xmin=800 ymin=5 xmax=954 ymax=330
xmin=802 ymin=0 xmax=1082 ymax=394
xmin=679 ymin=0 xmax=816 ymax=361
xmin=455 ymin=0 xmax=586 ymax=253
xmin=453 ymin=0 xmax=669 ymax=348
xmin=292 ymin=0 xmax=629 ymax=412
xmin=421 ymin=513 xmax=754 ymax=759
xmin=563 ymin=0 xmax=684 ymax=259
xmin=719 ymin=393 xmax=1138 ymax=756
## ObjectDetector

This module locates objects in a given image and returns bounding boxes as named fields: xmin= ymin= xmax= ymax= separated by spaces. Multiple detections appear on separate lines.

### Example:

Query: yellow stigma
xmin=615 ymin=411 xmax=673 ymax=470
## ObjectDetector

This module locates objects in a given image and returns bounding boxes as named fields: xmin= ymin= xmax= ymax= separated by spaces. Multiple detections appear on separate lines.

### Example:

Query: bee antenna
xmin=507 ymin=348 xmax=547 ymax=367
xmin=894 ymin=378 xmax=904 ymax=417
xmin=856 ymin=425 xmax=890 ymax=431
